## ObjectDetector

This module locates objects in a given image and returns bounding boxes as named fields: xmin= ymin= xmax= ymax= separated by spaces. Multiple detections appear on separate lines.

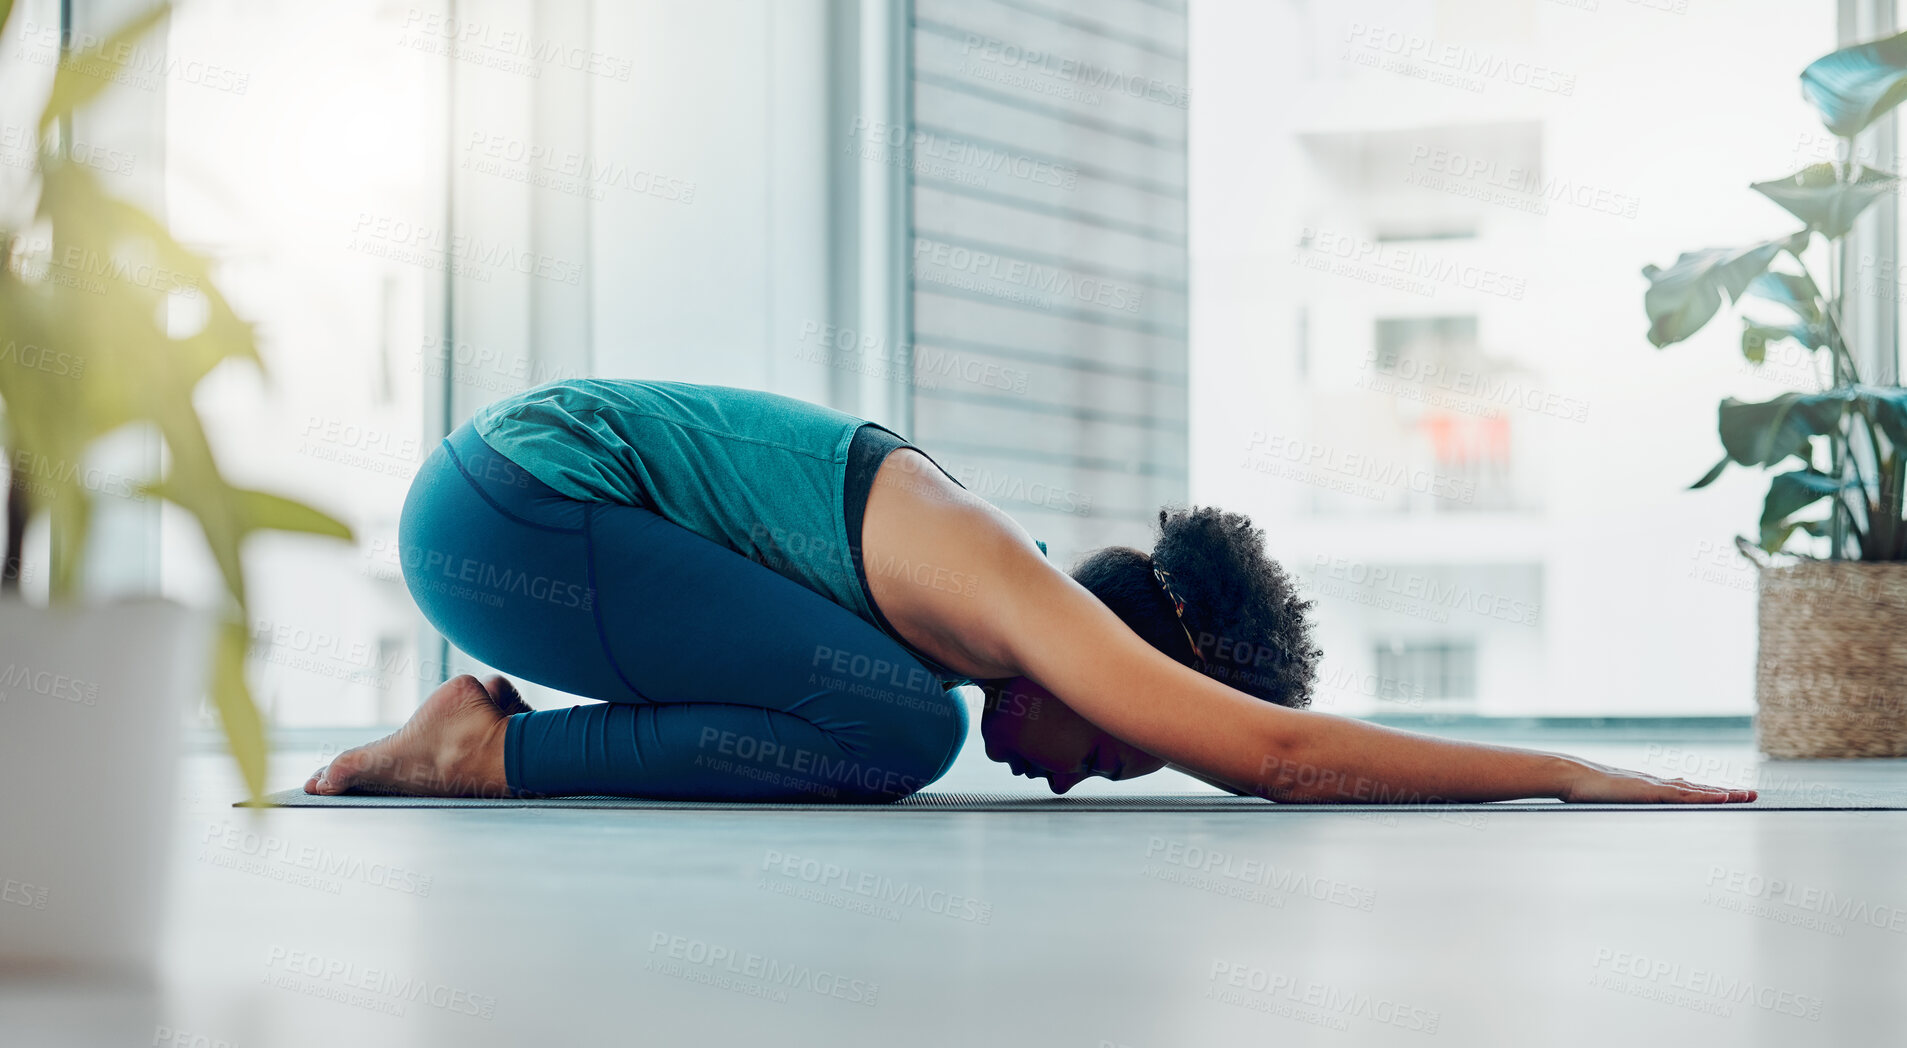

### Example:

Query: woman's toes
xmin=313 ymin=750 xmax=364 ymax=795
xmin=482 ymin=675 xmax=533 ymax=716
xmin=287 ymin=679 xmax=511 ymax=799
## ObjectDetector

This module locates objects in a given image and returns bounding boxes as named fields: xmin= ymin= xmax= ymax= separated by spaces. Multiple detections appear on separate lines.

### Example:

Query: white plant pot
xmin=0 ymin=597 xmax=209 ymax=980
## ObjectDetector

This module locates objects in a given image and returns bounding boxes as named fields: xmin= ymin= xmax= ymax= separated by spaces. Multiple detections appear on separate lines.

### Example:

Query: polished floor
xmin=5 ymin=723 xmax=1904 ymax=1047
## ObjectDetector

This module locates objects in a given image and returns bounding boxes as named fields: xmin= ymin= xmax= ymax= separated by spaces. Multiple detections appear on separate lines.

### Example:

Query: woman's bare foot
xmin=481 ymin=674 xmax=534 ymax=717
xmin=304 ymin=674 xmax=523 ymax=798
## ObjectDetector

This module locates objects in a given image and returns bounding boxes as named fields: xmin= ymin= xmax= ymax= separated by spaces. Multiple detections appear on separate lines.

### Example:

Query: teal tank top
xmin=469 ymin=379 xmax=1046 ymax=688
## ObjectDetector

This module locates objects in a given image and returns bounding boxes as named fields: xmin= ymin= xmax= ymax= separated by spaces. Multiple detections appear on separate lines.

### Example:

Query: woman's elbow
xmin=1242 ymin=717 xmax=1336 ymax=803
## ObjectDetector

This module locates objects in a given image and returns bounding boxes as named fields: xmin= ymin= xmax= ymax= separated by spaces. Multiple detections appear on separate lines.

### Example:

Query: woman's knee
xmin=833 ymin=685 xmax=968 ymax=802
xmin=908 ymin=686 xmax=969 ymax=788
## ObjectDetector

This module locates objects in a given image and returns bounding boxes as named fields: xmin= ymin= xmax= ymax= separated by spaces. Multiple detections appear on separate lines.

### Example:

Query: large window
xmin=158 ymin=0 xmax=879 ymax=730
xmin=161 ymin=0 xmax=447 ymax=727
xmin=1191 ymin=0 xmax=1839 ymax=716
xmin=135 ymin=0 xmax=1855 ymax=731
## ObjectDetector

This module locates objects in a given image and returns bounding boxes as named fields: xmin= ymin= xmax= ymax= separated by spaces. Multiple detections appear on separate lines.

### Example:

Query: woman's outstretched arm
xmin=993 ymin=543 xmax=1753 ymax=805
xmin=1164 ymin=720 xmax=1756 ymax=804
xmin=871 ymin=471 xmax=1751 ymax=806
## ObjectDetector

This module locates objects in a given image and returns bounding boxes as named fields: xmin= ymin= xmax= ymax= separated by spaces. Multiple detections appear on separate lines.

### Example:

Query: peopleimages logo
xmin=646 ymin=931 xmax=880 ymax=1006
xmin=759 ymin=849 xmax=994 ymax=924
xmin=1308 ymin=555 xmax=1540 ymax=627
xmin=1588 ymin=947 xmax=1823 ymax=1020
xmin=1143 ymin=837 xmax=1377 ymax=912
xmin=695 ymin=725 xmax=926 ymax=798
xmin=1705 ymin=866 xmax=1907 ymax=934
xmin=0 ymin=663 xmax=99 ymax=706
xmin=400 ymin=548 xmax=594 ymax=609
xmin=7 ymin=234 xmax=201 ymax=297
xmin=261 ymin=946 xmax=497 ymax=1020
xmin=0 ymin=339 xmax=86 ymax=379
xmin=348 ymin=213 xmax=584 ymax=286
xmin=1405 ymin=146 xmax=1640 ymax=219
xmin=1296 ymin=227 xmax=1527 ymax=300
xmin=1361 ymin=349 xmax=1590 ymax=423
xmin=957 ymin=32 xmax=1191 ymax=108
xmin=6 ymin=447 xmax=146 ymax=503
xmin=1205 ymin=961 xmax=1441 ymax=1034
xmin=1344 ymin=23 xmax=1576 ymax=96
xmin=398 ymin=8 xmax=634 ymax=81
xmin=1 ymin=877 xmax=49 ymax=910
xmin=200 ymin=821 xmax=434 ymax=897
xmin=14 ymin=19 xmax=252 ymax=95
xmin=1242 ymin=431 xmax=1477 ymax=505
xmin=950 ymin=465 xmax=1092 ymax=515
xmin=848 ymin=117 xmax=1079 ymax=189
xmin=913 ymin=237 xmax=1144 ymax=314
xmin=462 ymin=131 xmax=695 ymax=204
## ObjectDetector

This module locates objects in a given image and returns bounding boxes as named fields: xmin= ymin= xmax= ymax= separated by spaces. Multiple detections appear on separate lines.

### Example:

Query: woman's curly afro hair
xmin=1070 ymin=506 xmax=1320 ymax=709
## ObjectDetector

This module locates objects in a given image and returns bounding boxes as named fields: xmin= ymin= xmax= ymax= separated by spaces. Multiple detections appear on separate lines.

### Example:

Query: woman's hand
xmin=1556 ymin=758 xmax=1756 ymax=804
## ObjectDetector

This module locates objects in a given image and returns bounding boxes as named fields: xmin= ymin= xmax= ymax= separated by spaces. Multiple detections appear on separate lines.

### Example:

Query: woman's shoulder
xmin=477 ymin=378 xmax=867 ymax=431
xmin=480 ymin=377 xmax=674 ymax=410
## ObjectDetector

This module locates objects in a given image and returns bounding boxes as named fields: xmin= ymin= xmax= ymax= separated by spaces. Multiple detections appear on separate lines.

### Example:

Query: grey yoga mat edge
xmin=244 ymin=789 xmax=1907 ymax=812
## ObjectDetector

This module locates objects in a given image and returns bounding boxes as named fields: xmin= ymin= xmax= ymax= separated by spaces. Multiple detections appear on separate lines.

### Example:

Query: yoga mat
xmin=248 ymin=788 xmax=1907 ymax=812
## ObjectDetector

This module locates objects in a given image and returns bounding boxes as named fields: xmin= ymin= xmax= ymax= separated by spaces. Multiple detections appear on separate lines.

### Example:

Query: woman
xmin=307 ymin=378 xmax=1753 ymax=805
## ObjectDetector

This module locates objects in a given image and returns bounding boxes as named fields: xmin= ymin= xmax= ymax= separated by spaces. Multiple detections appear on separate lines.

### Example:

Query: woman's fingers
xmin=1666 ymin=780 xmax=1756 ymax=803
xmin=1563 ymin=767 xmax=1758 ymax=804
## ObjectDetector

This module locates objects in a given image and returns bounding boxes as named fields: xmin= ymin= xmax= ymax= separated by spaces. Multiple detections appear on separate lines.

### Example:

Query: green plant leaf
xmin=143 ymin=475 xmax=356 ymax=607
xmin=211 ymin=617 xmax=269 ymax=804
xmin=46 ymin=473 xmax=91 ymax=601
xmin=1690 ymin=455 xmax=1731 ymax=490
xmin=1751 ymin=164 xmax=1898 ymax=239
xmin=1761 ymin=468 xmax=1850 ymax=525
xmin=1717 ymin=391 xmax=1848 ymax=468
xmin=234 ymin=489 xmax=354 ymax=541
xmin=38 ymin=160 xmax=261 ymax=385
xmin=1801 ymin=29 xmax=1907 ymax=138
xmin=1853 ymin=384 xmax=1907 ymax=446
xmin=1757 ymin=479 xmax=1852 ymax=555
xmin=1743 ymin=269 xmax=1826 ymax=338
xmin=0 ymin=0 xmax=353 ymax=808
xmin=1759 ymin=518 xmax=1811 ymax=555
xmin=141 ymin=471 xmax=243 ymax=606
xmin=1760 ymin=509 xmax=1861 ymax=555
xmin=1642 ymin=233 xmax=1808 ymax=348
xmin=1741 ymin=318 xmax=1826 ymax=363
xmin=37 ymin=3 xmax=172 ymax=136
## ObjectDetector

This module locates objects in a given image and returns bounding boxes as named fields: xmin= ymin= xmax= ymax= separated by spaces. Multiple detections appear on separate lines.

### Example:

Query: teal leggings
xmin=397 ymin=423 xmax=969 ymax=802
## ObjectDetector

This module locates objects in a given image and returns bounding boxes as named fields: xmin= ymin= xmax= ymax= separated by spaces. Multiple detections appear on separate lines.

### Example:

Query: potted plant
xmin=0 ymin=2 xmax=352 ymax=976
xmin=1643 ymin=30 xmax=1907 ymax=758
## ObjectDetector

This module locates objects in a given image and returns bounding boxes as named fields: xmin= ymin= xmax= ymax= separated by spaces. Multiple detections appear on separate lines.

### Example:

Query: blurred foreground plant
xmin=0 ymin=0 xmax=352 ymax=800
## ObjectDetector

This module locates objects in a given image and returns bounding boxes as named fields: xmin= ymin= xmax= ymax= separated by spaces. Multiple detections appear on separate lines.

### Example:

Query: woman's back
xmin=472 ymin=378 xmax=873 ymax=621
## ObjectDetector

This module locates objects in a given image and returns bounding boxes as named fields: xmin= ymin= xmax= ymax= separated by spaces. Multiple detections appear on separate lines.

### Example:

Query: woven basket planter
xmin=1756 ymin=561 xmax=1907 ymax=758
